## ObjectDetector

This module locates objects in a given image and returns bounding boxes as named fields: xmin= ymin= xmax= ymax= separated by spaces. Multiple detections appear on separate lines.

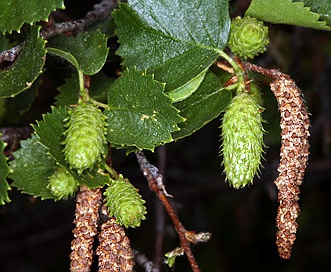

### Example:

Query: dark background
xmin=1 ymin=0 xmax=331 ymax=271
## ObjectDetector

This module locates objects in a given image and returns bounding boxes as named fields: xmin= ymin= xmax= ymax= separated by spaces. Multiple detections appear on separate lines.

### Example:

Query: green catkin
xmin=63 ymin=102 xmax=107 ymax=174
xmin=221 ymin=92 xmax=264 ymax=188
xmin=227 ymin=16 xmax=269 ymax=59
xmin=47 ymin=166 xmax=78 ymax=200
xmin=104 ymin=178 xmax=147 ymax=228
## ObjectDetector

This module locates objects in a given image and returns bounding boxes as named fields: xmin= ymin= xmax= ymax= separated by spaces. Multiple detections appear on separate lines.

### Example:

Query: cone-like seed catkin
xmin=63 ymin=102 xmax=107 ymax=174
xmin=270 ymin=76 xmax=310 ymax=259
xmin=96 ymin=206 xmax=134 ymax=272
xmin=104 ymin=179 xmax=146 ymax=228
xmin=70 ymin=186 xmax=102 ymax=272
xmin=227 ymin=16 xmax=269 ymax=59
xmin=221 ymin=92 xmax=264 ymax=188
xmin=47 ymin=166 xmax=78 ymax=200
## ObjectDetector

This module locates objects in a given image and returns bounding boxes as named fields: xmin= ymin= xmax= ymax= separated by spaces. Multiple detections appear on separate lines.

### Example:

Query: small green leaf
xmin=173 ymin=71 xmax=232 ymax=140
xmin=0 ymin=137 xmax=11 ymax=205
xmin=113 ymin=0 xmax=230 ymax=90
xmin=165 ymin=247 xmax=184 ymax=268
xmin=105 ymin=68 xmax=184 ymax=151
xmin=0 ymin=26 xmax=46 ymax=98
xmin=10 ymin=134 xmax=56 ymax=200
xmin=47 ymin=31 xmax=109 ymax=75
xmin=245 ymin=0 xmax=331 ymax=30
xmin=55 ymin=76 xmax=80 ymax=107
xmin=167 ymin=68 xmax=207 ymax=103
xmin=0 ymin=0 xmax=64 ymax=34
xmin=46 ymin=47 xmax=80 ymax=72
xmin=33 ymin=106 xmax=68 ymax=166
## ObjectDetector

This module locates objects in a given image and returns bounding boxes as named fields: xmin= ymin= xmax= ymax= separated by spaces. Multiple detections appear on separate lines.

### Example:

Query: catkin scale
xmin=63 ymin=102 xmax=107 ymax=174
xmin=221 ymin=92 xmax=264 ymax=188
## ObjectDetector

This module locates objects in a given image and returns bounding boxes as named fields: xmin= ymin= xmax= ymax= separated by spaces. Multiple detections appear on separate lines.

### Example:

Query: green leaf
xmin=33 ymin=106 xmax=111 ymax=188
xmin=245 ymin=0 xmax=331 ymax=30
xmin=113 ymin=0 xmax=230 ymax=90
xmin=0 ymin=26 xmax=46 ymax=98
xmin=167 ymin=68 xmax=207 ymax=103
xmin=5 ymin=75 xmax=41 ymax=123
xmin=10 ymin=134 xmax=56 ymax=200
xmin=55 ymin=76 xmax=80 ymax=107
xmin=105 ymin=68 xmax=184 ymax=150
xmin=294 ymin=0 xmax=331 ymax=27
xmin=88 ymin=15 xmax=116 ymax=37
xmin=0 ymin=0 xmax=64 ymax=34
xmin=89 ymin=73 xmax=114 ymax=104
xmin=46 ymin=47 xmax=80 ymax=72
xmin=0 ymin=32 xmax=10 ymax=51
xmin=73 ymin=165 xmax=111 ymax=188
xmin=47 ymin=31 xmax=109 ymax=75
xmin=0 ymin=137 xmax=11 ymax=205
xmin=173 ymin=71 xmax=232 ymax=140
xmin=33 ymin=106 xmax=68 ymax=166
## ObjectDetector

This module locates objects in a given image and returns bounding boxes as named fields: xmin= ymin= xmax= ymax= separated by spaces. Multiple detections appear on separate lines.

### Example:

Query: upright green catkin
xmin=63 ymin=102 xmax=107 ymax=174
xmin=104 ymin=178 xmax=146 ymax=228
xmin=221 ymin=92 xmax=264 ymax=188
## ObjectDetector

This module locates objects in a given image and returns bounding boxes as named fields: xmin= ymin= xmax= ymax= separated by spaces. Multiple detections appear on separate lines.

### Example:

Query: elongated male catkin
xmin=270 ymin=76 xmax=310 ymax=259
xmin=70 ymin=186 xmax=102 ymax=272
xmin=221 ymin=92 xmax=264 ymax=188
xmin=96 ymin=206 xmax=134 ymax=272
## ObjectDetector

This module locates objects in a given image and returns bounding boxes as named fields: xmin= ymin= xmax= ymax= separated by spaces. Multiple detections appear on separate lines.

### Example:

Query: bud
xmin=227 ymin=16 xmax=269 ymax=59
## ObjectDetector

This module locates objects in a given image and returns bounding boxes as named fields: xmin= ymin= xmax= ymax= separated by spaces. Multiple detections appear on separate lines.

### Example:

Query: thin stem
xmin=77 ymin=70 xmax=86 ymax=98
xmin=41 ymin=0 xmax=117 ymax=39
xmin=154 ymin=146 xmax=167 ymax=268
xmin=217 ymin=50 xmax=245 ymax=94
xmin=243 ymin=62 xmax=284 ymax=80
xmin=89 ymin=97 xmax=110 ymax=110
xmin=217 ymin=50 xmax=243 ymax=75
xmin=104 ymin=163 xmax=120 ymax=180
xmin=136 ymin=151 xmax=201 ymax=272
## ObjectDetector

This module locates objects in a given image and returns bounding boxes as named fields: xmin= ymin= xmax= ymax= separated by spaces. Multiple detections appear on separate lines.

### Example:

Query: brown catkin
xmin=70 ymin=186 xmax=102 ymax=272
xmin=270 ymin=76 xmax=310 ymax=259
xmin=96 ymin=206 xmax=134 ymax=271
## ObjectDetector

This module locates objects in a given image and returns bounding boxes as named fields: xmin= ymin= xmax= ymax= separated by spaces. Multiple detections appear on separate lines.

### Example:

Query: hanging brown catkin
xmin=70 ymin=186 xmax=102 ymax=271
xmin=96 ymin=206 xmax=134 ymax=271
xmin=270 ymin=76 xmax=310 ymax=259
